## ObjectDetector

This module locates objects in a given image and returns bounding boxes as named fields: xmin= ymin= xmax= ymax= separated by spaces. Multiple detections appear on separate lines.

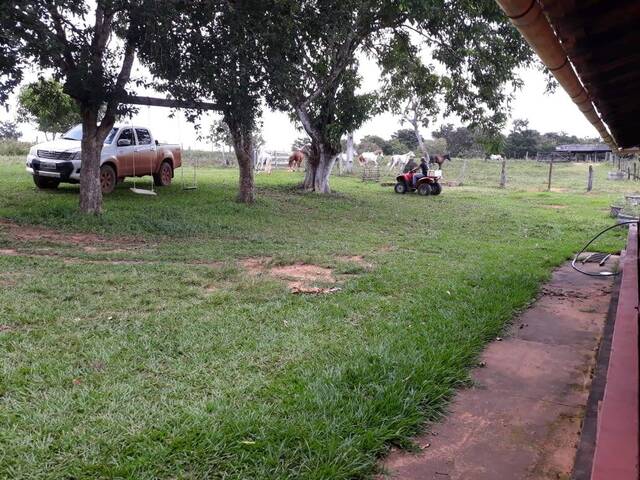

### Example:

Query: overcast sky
xmin=1 ymin=54 xmax=596 ymax=152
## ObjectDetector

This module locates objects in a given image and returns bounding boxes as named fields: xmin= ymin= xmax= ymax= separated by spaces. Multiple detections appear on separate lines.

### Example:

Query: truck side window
xmin=119 ymin=128 xmax=135 ymax=145
xmin=135 ymin=129 xmax=152 ymax=145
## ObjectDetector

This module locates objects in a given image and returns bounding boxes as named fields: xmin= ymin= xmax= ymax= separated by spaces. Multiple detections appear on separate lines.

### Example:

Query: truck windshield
xmin=62 ymin=125 xmax=119 ymax=144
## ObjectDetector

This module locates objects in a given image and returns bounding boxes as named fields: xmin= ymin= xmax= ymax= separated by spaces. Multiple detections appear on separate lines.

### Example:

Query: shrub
xmin=0 ymin=140 xmax=32 ymax=156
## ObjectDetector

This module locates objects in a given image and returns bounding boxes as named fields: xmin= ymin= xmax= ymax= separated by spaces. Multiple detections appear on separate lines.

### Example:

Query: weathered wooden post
xmin=547 ymin=159 xmax=553 ymax=191
xmin=587 ymin=165 xmax=594 ymax=192
xmin=459 ymin=158 xmax=468 ymax=186
xmin=628 ymin=165 xmax=631 ymax=180
xmin=634 ymin=163 xmax=637 ymax=181
xmin=499 ymin=160 xmax=506 ymax=188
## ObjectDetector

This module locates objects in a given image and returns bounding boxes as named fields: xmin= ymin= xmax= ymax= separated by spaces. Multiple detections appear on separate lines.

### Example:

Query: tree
xmin=262 ymin=1 xmax=399 ymax=193
xmin=292 ymin=136 xmax=311 ymax=151
xmin=379 ymin=2 xmax=533 ymax=162
xmin=357 ymin=135 xmax=392 ymax=155
xmin=432 ymin=124 xmax=481 ymax=157
xmin=208 ymin=119 xmax=233 ymax=165
xmin=2 ymin=2 xmax=152 ymax=214
xmin=17 ymin=78 xmax=81 ymax=140
xmin=263 ymin=0 xmax=531 ymax=193
xmin=379 ymin=34 xmax=442 ymax=161
xmin=391 ymin=128 xmax=420 ymax=151
xmin=504 ymin=119 xmax=540 ymax=158
xmin=138 ymin=0 xmax=265 ymax=203
xmin=0 ymin=121 xmax=21 ymax=140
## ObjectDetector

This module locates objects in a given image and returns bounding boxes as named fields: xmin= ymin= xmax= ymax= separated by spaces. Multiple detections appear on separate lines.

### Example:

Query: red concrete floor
xmin=380 ymin=261 xmax=614 ymax=480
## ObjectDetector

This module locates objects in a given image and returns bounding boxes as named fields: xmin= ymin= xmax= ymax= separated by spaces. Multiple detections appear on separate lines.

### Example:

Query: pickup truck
xmin=26 ymin=124 xmax=182 ymax=194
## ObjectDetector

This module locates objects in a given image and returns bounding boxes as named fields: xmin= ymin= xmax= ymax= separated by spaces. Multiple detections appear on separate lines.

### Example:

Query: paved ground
xmin=380 ymin=261 xmax=614 ymax=480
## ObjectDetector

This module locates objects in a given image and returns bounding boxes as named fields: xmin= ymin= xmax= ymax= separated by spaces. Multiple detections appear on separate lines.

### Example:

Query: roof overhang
xmin=495 ymin=0 xmax=640 ymax=152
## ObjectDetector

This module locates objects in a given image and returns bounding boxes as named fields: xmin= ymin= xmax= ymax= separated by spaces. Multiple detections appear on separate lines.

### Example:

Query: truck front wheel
xmin=154 ymin=160 xmax=173 ymax=187
xmin=33 ymin=176 xmax=60 ymax=190
xmin=100 ymin=164 xmax=117 ymax=194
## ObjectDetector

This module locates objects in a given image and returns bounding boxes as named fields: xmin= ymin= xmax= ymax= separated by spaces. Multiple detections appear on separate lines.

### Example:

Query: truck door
xmin=116 ymin=128 xmax=137 ymax=177
xmin=134 ymin=128 xmax=156 ymax=176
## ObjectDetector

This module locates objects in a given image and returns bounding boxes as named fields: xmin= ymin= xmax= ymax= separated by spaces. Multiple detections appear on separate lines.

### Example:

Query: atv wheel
xmin=417 ymin=183 xmax=432 ymax=196
xmin=394 ymin=182 xmax=408 ymax=194
xmin=431 ymin=182 xmax=442 ymax=195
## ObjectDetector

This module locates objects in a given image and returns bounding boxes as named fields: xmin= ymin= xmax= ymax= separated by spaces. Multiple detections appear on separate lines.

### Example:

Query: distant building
xmin=554 ymin=143 xmax=612 ymax=162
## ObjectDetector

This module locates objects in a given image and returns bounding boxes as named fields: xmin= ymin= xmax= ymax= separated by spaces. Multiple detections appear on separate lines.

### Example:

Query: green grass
xmin=0 ymin=157 xmax=634 ymax=479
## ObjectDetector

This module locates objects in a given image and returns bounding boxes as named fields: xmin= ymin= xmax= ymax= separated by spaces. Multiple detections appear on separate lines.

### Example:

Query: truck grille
xmin=37 ymin=150 xmax=76 ymax=160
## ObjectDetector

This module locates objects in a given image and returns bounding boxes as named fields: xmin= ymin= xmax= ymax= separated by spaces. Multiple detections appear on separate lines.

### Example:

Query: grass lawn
xmin=0 ymin=157 xmax=633 ymax=479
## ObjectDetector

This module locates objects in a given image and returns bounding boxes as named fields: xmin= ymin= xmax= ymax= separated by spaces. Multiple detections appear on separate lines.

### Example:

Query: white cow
xmin=358 ymin=150 xmax=384 ymax=166
xmin=388 ymin=151 xmax=415 ymax=171
xmin=489 ymin=154 xmax=504 ymax=161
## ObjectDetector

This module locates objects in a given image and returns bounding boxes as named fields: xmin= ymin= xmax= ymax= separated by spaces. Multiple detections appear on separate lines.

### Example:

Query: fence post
xmin=547 ymin=159 xmax=553 ymax=191
xmin=499 ymin=160 xmax=506 ymax=188
xmin=587 ymin=165 xmax=594 ymax=192
xmin=459 ymin=158 xmax=468 ymax=186
xmin=628 ymin=165 xmax=631 ymax=180
xmin=634 ymin=163 xmax=637 ymax=181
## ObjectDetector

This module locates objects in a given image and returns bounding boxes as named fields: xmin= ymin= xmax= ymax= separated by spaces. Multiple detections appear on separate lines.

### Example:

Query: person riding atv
xmin=411 ymin=157 xmax=429 ymax=186
xmin=394 ymin=157 xmax=443 ymax=196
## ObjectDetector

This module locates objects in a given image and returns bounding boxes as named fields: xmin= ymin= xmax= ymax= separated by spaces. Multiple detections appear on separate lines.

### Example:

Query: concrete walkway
xmin=381 ymin=261 xmax=614 ymax=480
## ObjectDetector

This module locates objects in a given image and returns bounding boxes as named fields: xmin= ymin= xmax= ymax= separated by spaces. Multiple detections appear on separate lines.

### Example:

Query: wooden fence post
xmin=628 ymin=165 xmax=631 ymax=180
xmin=634 ymin=163 xmax=637 ymax=181
xmin=547 ymin=159 xmax=553 ymax=191
xmin=587 ymin=165 xmax=594 ymax=192
xmin=459 ymin=158 xmax=468 ymax=186
xmin=499 ymin=160 xmax=506 ymax=188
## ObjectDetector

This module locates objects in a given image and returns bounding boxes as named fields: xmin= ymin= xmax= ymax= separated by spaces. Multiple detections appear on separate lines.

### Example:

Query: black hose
xmin=571 ymin=220 xmax=638 ymax=277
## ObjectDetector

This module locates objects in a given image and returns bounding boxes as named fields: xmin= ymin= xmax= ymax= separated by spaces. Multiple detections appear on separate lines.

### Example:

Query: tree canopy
xmin=2 ymin=1 xmax=154 ymax=213
xmin=0 ymin=121 xmax=21 ymax=140
xmin=18 ymin=78 xmax=81 ymax=140
xmin=137 ymin=0 xmax=268 ymax=203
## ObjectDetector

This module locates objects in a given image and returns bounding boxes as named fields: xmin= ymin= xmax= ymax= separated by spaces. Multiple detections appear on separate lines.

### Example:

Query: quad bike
xmin=394 ymin=169 xmax=443 ymax=196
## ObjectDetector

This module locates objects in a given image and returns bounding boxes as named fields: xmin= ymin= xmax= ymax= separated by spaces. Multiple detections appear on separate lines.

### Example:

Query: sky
xmin=1 ymin=54 xmax=596 ymax=152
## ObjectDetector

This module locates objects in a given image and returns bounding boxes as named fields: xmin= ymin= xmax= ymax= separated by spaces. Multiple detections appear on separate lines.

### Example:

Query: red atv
xmin=394 ymin=169 xmax=443 ymax=196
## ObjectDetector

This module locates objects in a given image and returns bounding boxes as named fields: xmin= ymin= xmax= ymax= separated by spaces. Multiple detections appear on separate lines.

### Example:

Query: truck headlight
xmin=71 ymin=152 xmax=81 ymax=160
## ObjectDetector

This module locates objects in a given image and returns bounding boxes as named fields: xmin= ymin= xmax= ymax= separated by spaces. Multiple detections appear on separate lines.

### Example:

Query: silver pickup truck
xmin=26 ymin=124 xmax=182 ymax=193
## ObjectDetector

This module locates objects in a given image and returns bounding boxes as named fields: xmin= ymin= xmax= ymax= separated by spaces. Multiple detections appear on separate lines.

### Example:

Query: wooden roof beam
xmin=123 ymin=95 xmax=220 ymax=111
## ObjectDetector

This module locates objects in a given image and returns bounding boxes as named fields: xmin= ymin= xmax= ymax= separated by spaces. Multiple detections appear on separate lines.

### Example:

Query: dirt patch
xmin=0 ymin=219 xmax=144 ymax=251
xmin=336 ymin=255 xmax=373 ymax=269
xmin=543 ymin=205 xmax=568 ymax=210
xmin=0 ymin=324 xmax=14 ymax=333
xmin=240 ymin=257 xmax=272 ymax=275
xmin=241 ymin=257 xmax=341 ymax=294
xmin=0 ymin=248 xmax=18 ymax=256
xmin=270 ymin=264 xmax=335 ymax=283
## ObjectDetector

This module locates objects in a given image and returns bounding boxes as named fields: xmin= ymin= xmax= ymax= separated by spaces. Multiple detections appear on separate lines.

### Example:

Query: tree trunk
xmin=229 ymin=122 xmax=255 ymax=204
xmin=346 ymin=132 xmax=354 ymax=174
xmin=412 ymin=121 xmax=430 ymax=162
xmin=302 ymin=141 xmax=336 ymax=193
xmin=78 ymin=109 xmax=104 ymax=214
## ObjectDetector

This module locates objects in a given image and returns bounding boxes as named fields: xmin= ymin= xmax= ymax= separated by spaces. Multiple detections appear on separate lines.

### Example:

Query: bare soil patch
xmin=0 ymin=219 xmax=145 ymax=252
xmin=543 ymin=205 xmax=568 ymax=210
xmin=336 ymin=255 xmax=373 ymax=269
xmin=241 ymin=257 xmax=342 ymax=294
